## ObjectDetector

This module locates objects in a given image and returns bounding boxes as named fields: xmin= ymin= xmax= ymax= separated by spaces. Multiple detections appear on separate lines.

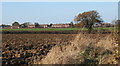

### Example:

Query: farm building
xmin=51 ymin=24 xmax=72 ymax=28
xmin=28 ymin=24 xmax=35 ymax=28
xmin=11 ymin=26 xmax=20 ymax=29
xmin=101 ymin=23 xmax=111 ymax=27
xmin=94 ymin=22 xmax=113 ymax=27
xmin=39 ymin=24 xmax=48 ymax=28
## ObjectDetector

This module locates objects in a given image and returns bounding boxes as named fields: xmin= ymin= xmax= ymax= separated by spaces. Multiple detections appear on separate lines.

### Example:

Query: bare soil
xmin=2 ymin=33 xmax=118 ymax=65
xmin=2 ymin=34 xmax=75 ymax=65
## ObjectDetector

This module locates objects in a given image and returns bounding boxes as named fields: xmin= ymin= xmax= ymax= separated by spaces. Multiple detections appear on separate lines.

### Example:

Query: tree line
xmin=12 ymin=10 xmax=118 ymax=30
xmin=12 ymin=22 xmax=54 ymax=28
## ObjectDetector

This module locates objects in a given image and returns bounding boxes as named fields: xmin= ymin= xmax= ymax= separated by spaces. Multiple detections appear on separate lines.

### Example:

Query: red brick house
xmin=51 ymin=24 xmax=71 ymax=28
xmin=28 ymin=24 xmax=35 ymax=28
xmin=11 ymin=26 xmax=20 ymax=29
xmin=39 ymin=24 xmax=48 ymax=28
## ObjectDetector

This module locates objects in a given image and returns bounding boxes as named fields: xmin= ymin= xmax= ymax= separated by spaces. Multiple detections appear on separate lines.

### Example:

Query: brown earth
xmin=2 ymin=33 xmax=118 ymax=65
xmin=2 ymin=34 xmax=76 ymax=65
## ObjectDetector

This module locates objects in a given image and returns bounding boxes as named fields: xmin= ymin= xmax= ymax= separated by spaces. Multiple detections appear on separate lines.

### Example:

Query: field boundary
xmin=1 ymin=30 xmax=118 ymax=34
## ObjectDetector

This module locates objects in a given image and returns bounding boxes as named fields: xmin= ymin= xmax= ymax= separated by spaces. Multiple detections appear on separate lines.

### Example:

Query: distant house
xmin=0 ymin=25 xmax=2 ymax=28
xmin=20 ymin=24 xmax=26 ymax=28
xmin=28 ymin=24 xmax=35 ymax=28
xmin=39 ymin=24 xmax=48 ymax=28
xmin=101 ymin=23 xmax=111 ymax=27
xmin=94 ymin=22 xmax=112 ymax=27
xmin=0 ymin=25 xmax=11 ymax=28
xmin=11 ymin=26 xmax=20 ymax=29
xmin=94 ymin=23 xmax=102 ymax=27
xmin=51 ymin=24 xmax=71 ymax=28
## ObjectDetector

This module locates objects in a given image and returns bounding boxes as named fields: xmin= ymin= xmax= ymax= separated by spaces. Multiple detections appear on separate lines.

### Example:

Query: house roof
xmin=52 ymin=24 xmax=70 ymax=25
xmin=40 ymin=24 xmax=48 ymax=26
xmin=28 ymin=24 xmax=35 ymax=26
xmin=12 ymin=26 xmax=19 ymax=27
xmin=101 ymin=22 xmax=110 ymax=24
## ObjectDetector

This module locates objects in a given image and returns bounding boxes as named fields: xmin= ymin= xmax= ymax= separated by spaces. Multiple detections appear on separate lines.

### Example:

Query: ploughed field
xmin=2 ymin=34 xmax=76 ymax=65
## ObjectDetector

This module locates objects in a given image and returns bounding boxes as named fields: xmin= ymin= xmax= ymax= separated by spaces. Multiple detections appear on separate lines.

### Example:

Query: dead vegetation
xmin=39 ymin=33 xmax=118 ymax=64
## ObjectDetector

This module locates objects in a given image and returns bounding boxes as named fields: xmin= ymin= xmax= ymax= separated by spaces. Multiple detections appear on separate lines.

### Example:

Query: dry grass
xmin=38 ymin=32 xmax=118 ymax=64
